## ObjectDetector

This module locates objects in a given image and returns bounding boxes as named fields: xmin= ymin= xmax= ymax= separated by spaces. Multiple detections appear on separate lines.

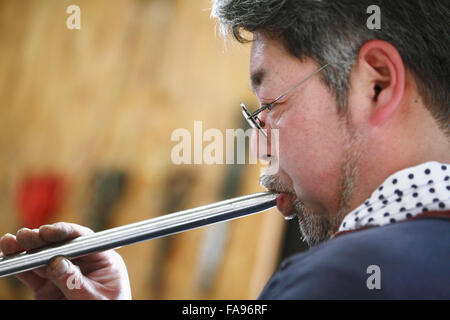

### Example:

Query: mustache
xmin=259 ymin=174 xmax=295 ymax=195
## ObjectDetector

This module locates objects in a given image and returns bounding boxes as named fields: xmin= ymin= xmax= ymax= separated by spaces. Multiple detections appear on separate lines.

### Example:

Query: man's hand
xmin=0 ymin=222 xmax=132 ymax=300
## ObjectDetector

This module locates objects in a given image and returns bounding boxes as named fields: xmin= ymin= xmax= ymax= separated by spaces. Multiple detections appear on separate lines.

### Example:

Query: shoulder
xmin=259 ymin=217 xmax=450 ymax=299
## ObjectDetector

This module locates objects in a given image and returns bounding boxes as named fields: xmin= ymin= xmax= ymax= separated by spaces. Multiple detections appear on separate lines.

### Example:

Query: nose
xmin=250 ymin=110 xmax=273 ymax=162
xmin=257 ymin=106 xmax=268 ymax=129
xmin=250 ymin=130 xmax=270 ymax=162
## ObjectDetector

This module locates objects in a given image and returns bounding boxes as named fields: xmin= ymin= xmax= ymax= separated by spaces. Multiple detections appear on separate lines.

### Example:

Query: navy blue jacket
xmin=258 ymin=213 xmax=450 ymax=299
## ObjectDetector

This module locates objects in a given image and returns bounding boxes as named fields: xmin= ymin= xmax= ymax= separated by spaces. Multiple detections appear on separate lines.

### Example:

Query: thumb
xmin=47 ymin=256 xmax=95 ymax=299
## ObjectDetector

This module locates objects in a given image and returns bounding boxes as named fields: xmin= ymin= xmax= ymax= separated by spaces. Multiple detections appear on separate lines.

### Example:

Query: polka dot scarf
xmin=339 ymin=161 xmax=450 ymax=232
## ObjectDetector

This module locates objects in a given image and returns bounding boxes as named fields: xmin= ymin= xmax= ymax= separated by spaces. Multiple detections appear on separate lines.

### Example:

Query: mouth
xmin=268 ymin=189 xmax=296 ymax=218
xmin=259 ymin=174 xmax=297 ymax=219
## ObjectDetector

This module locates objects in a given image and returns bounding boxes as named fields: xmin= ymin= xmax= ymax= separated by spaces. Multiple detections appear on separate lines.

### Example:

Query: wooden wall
xmin=0 ymin=0 xmax=285 ymax=299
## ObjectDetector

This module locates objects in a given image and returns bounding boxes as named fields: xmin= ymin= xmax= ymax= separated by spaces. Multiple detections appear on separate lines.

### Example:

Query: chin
xmin=293 ymin=199 xmax=336 ymax=247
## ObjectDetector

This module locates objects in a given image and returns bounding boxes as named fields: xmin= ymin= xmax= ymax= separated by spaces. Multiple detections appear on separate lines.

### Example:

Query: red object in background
xmin=16 ymin=174 xmax=65 ymax=229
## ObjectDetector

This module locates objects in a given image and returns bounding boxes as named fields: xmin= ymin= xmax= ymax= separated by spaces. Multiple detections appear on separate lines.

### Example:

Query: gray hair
xmin=212 ymin=0 xmax=450 ymax=131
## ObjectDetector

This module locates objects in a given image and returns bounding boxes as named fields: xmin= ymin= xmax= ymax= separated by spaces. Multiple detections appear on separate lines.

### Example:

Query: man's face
xmin=250 ymin=33 xmax=361 ymax=246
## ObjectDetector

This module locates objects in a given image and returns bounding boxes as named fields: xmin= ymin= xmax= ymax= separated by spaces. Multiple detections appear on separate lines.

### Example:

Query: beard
xmin=259 ymin=119 xmax=362 ymax=247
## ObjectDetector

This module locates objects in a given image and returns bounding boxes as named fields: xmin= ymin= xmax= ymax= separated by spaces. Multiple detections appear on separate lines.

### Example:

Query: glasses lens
xmin=240 ymin=103 xmax=267 ymax=138
xmin=240 ymin=103 xmax=257 ymax=129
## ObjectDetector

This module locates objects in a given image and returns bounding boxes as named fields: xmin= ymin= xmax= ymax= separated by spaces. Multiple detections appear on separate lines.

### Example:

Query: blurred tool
xmin=15 ymin=173 xmax=64 ymax=229
xmin=85 ymin=170 xmax=127 ymax=232
xmin=150 ymin=169 xmax=195 ymax=295
xmin=194 ymin=117 xmax=248 ymax=293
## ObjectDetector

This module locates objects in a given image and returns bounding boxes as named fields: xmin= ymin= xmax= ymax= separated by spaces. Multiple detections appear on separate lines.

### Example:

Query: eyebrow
xmin=250 ymin=68 xmax=266 ymax=92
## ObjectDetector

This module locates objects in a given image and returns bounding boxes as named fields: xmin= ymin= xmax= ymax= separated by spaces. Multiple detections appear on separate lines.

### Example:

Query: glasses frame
xmin=241 ymin=63 xmax=330 ymax=137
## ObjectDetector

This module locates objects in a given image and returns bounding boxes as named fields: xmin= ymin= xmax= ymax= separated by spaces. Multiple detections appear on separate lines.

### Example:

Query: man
xmin=0 ymin=0 xmax=449 ymax=299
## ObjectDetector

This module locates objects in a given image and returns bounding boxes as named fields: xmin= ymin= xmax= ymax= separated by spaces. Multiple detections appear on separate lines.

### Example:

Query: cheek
xmin=277 ymin=96 xmax=348 ymax=205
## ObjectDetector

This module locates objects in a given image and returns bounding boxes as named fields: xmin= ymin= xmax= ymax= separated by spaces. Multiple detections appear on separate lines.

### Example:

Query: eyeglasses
xmin=241 ymin=63 xmax=330 ymax=137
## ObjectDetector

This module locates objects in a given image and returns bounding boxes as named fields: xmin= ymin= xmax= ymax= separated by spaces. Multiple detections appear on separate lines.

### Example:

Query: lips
xmin=275 ymin=192 xmax=296 ymax=218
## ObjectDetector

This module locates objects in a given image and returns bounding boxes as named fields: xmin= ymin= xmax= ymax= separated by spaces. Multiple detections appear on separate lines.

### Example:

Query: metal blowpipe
xmin=0 ymin=192 xmax=277 ymax=277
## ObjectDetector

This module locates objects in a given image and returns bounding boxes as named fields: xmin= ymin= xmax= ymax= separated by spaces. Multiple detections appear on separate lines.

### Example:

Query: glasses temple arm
xmin=271 ymin=63 xmax=330 ymax=105
xmin=248 ymin=63 xmax=330 ymax=119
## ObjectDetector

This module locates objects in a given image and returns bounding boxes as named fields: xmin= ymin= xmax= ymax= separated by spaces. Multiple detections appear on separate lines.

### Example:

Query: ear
xmin=357 ymin=40 xmax=405 ymax=126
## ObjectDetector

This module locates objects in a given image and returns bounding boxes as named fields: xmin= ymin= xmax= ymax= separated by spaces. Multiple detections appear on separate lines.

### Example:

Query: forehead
xmin=250 ymin=34 xmax=285 ymax=76
xmin=250 ymin=33 xmax=286 ymax=61
xmin=249 ymin=33 xmax=304 ymax=91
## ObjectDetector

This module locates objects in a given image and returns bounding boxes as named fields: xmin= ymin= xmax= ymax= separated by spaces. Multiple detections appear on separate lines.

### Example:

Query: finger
xmin=15 ymin=228 xmax=46 ymax=250
xmin=33 ymin=281 xmax=65 ymax=300
xmin=0 ymin=233 xmax=26 ymax=255
xmin=15 ymin=270 xmax=47 ymax=292
xmin=46 ymin=256 xmax=99 ymax=300
xmin=30 ymin=266 xmax=48 ymax=278
xmin=39 ymin=222 xmax=94 ymax=243
xmin=71 ymin=251 xmax=115 ymax=275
